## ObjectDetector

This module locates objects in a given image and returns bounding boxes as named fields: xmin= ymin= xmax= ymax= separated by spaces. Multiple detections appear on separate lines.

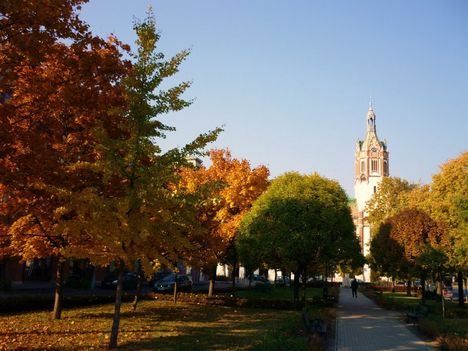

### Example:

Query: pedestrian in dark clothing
xmin=351 ymin=278 xmax=358 ymax=298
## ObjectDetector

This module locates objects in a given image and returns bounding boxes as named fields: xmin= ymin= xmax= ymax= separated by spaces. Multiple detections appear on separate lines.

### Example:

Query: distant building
xmin=354 ymin=104 xmax=389 ymax=282
xmin=187 ymin=157 xmax=203 ymax=168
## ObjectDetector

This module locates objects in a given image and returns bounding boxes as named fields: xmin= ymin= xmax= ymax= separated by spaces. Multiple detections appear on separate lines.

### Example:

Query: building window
xmin=371 ymin=159 xmax=378 ymax=172
xmin=373 ymin=186 xmax=376 ymax=193
xmin=360 ymin=160 xmax=365 ymax=173
xmin=384 ymin=160 xmax=388 ymax=175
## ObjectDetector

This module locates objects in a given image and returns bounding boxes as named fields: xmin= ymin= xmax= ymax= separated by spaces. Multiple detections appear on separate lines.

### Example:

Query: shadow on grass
xmin=0 ymin=301 xmax=306 ymax=350
xmin=119 ymin=308 xmax=298 ymax=351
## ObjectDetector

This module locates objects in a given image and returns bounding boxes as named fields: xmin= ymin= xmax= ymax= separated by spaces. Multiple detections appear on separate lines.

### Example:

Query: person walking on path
xmin=351 ymin=278 xmax=358 ymax=298
xmin=335 ymin=286 xmax=435 ymax=350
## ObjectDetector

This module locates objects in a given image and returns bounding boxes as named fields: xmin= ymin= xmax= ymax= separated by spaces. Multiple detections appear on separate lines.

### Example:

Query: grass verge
xmin=0 ymin=299 xmax=312 ymax=350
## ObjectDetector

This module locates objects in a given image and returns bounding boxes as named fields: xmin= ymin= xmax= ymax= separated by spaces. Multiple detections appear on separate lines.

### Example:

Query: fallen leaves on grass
xmin=0 ymin=299 xmax=301 ymax=350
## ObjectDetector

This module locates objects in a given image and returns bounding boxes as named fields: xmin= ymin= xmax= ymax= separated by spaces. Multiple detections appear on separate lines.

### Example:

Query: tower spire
xmin=366 ymin=99 xmax=376 ymax=132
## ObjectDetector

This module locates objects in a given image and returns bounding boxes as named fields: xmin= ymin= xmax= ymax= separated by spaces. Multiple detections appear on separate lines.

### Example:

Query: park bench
xmin=405 ymin=304 xmax=429 ymax=324
xmin=321 ymin=288 xmax=337 ymax=305
xmin=302 ymin=310 xmax=327 ymax=336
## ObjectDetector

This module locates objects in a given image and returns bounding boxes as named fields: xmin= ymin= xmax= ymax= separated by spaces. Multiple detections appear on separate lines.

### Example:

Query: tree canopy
xmin=365 ymin=177 xmax=417 ymax=230
xmin=370 ymin=208 xmax=445 ymax=293
xmin=237 ymin=172 xmax=361 ymax=301
xmin=179 ymin=149 xmax=269 ymax=296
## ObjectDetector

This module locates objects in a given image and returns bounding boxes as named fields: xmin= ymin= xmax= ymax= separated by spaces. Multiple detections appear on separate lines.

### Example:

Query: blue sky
xmin=80 ymin=1 xmax=468 ymax=196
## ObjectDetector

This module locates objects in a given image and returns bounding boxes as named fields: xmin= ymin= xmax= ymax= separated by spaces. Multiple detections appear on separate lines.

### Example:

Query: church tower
xmin=354 ymin=104 xmax=389 ymax=282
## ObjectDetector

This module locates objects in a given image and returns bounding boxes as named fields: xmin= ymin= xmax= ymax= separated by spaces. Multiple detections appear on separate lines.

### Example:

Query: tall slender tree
xmin=63 ymin=12 xmax=220 ymax=348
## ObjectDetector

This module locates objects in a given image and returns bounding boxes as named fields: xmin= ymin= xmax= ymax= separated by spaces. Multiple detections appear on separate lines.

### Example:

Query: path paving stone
xmin=334 ymin=287 xmax=435 ymax=351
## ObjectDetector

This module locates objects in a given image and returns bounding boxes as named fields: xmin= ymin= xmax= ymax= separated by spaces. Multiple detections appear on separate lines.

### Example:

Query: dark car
xmin=101 ymin=272 xmax=139 ymax=290
xmin=276 ymin=276 xmax=290 ymax=287
xmin=149 ymin=270 xmax=172 ymax=287
xmin=249 ymin=274 xmax=270 ymax=286
xmin=154 ymin=273 xmax=192 ymax=292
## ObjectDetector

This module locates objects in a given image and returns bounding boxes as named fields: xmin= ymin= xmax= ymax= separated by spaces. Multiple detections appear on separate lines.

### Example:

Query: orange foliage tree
xmin=0 ymin=0 xmax=129 ymax=319
xmin=373 ymin=208 xmax=444 ymax=297
xmin=179 ymin=149 xmax=269 ymax=296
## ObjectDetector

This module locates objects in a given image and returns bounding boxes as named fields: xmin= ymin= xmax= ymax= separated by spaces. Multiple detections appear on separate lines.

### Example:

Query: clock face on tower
xmin=371 ymin=147 xmax=377 ymax=152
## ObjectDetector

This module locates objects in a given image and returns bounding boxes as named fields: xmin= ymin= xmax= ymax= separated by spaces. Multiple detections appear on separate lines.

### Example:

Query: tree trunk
xmin=173 ymin=272 xmax=178 ymax=304
xmin=208 ymin=264 xmax=216 ymax=297
xmin=293 ymin=270 xmax=300 ymax=304
xmin=231 ymin=261 xmax=237 ymax=295
xmin=302 ymin=270 xmax=307 ymax=302
xmin=132 ymin=266 xmax=144 ymax=312
xmin=391 ymin=277 xmax=395 ymax=293
xmin=458 ymin=271 xmax=465 ymax=307
xmin=52 ymin=258 xmax=66 ymax=320
xmin=406 ymin=279 xmax=411 ymax=296
xmin=436 ymin=273 xmax=443 ymax=300
xmin=274 ymin=269 xmax=277 ymax=287
xmin=109 ymin=260 xmax=124 ymax=349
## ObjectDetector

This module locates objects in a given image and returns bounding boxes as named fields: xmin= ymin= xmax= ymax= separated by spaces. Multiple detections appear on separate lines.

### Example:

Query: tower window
xmin=373 ymin=186 xmax=376 ymax=193
xmin=371 ymin=159 xmax=378 ymax=172
xmin=360 ymin=160 xmax=365 ymax=173
xmin=384 ymin=160 xmax=388 ymax=175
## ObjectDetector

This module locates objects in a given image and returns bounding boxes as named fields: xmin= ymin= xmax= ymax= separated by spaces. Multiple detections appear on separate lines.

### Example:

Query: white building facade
xmin=354 ymin=105 xmax=389 ymax=282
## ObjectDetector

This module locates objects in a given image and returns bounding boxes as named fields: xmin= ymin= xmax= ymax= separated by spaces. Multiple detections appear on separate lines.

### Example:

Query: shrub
xmin=253 ymin=283 xmax=272 ymax=293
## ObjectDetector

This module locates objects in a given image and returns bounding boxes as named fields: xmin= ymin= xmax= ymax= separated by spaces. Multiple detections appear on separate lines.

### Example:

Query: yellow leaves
xmin=179 ymin=149 xmax=269 ymax=260
xmin=53 ymin=206 xmax=68 ymax=221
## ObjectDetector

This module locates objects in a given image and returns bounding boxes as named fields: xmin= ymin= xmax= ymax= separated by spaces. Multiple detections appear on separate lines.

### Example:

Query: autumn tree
xmin=0 ymin=0 xmax=129 ymax=319
xmin=371 ymin=209 xmax=444 ymax=297
xmin=427 ymin=152 xmax=468 ymax=306
xmin=369 ymin=222 xmax=405 ymax=286
xmin=179 ymin=149 xmax=269 ymax=297
xmin=365 ymin=177 xmax=417 ymax=230
xmin=238 ymin=172 xmax=359 ymax=303
xmin=399 ymin=152 xmax=467 ymax=305
xmin=60 ymin=12 xmax=220 ymax=348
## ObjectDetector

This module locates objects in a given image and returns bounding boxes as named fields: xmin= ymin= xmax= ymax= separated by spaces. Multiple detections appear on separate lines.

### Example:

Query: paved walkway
xmin=334 ymin=287 xmax=434 ymax=351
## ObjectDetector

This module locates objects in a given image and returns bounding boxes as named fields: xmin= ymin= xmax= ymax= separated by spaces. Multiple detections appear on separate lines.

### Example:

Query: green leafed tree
xmin=62 ymin=12 xmax=220 ymax=349
xmin=369 ymin=221 xmax=405 ymax=284
xmin=365 ymin=177 xmax=417 ymax=231
xmin=238 ymin=172 xmax=360 ymax=303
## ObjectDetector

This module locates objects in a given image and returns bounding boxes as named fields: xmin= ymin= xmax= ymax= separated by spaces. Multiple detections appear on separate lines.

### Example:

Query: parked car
xmin=249 ymin=274 xmax=270 ymax=286
xmin=154 ymin=273 xmax=192 ymax=292
xmin=101 ymin=272 xmax=139 ymax=290
xmin=276 ymin=276 xmax=290 ymax=287
xmin=149 ymin=270 xmax=172 ymax=287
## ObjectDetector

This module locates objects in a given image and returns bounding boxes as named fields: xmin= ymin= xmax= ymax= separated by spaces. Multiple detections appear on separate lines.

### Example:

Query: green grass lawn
xmin=0 ymin=299 xmax=311 ymax=351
